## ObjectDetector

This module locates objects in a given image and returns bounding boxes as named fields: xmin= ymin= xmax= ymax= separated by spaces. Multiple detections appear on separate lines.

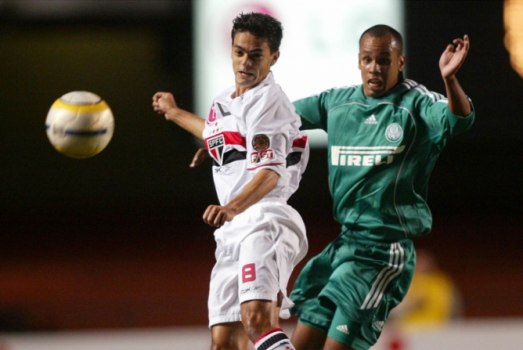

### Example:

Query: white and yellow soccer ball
xmin=45 ymin=91 xmax=115 ymax=159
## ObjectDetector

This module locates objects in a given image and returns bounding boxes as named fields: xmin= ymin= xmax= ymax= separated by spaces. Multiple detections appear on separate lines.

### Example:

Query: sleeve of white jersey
xmin=244 ymin=86 xmax=294 ymax=177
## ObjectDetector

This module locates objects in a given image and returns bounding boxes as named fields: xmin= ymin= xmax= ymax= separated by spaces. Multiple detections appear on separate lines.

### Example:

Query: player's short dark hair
xmin=359 ymin=24 xmax=403 ymax=54
xmin=231 ymin=12 xmax=283 ymax=53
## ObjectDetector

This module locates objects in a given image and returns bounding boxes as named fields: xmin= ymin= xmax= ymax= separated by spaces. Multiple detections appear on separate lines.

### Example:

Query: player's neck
xmin=234 ymin=85 xmax=254 ymax=98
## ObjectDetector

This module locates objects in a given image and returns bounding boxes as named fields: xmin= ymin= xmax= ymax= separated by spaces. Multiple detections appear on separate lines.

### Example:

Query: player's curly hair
xmin=231 ymin=12 xmax=283 ymax=53
xmin=360 ymin=24 xmax=403 ymax=54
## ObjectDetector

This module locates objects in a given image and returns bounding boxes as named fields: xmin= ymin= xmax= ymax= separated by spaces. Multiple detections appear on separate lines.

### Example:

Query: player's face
xmin=358 ymin=33 xmax=405 ymax=98
xmin=231 ymin=31 xmax=279 ymax=96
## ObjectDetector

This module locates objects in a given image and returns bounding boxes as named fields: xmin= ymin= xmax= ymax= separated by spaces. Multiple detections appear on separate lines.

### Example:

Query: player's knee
xmin=241 ymin=304 xmax=274 ymax=340
xmin=211 ymin=323 xmax=248 ymax=350
xmin=211 ymin=333 xmax=231 ymax=350
xmin=210 ymin=339 xmax=231 ymax=350
xmin=242 ymin=309 xmax=266 ymax=339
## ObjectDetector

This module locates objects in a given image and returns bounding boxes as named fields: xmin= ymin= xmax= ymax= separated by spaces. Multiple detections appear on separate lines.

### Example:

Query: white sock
xmin=253 ymin=328 xmax=295 ymax=350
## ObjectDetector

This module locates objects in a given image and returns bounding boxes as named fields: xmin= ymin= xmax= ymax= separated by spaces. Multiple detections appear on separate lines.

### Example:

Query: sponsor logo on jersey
xmin=331 ymin=145 xmax=405 ymax=166
xmin=206 ymin=134 xmax=225 ymax=165
xmin=365 ymin=115 xmax=378 ymax=124
xmin=240 ymin=285 xmax=264 ymax=295
xmin=251 ymin=149 xmax=275 ymax=164
xmin=207 ymin=103 xmax=231 ymax=125
xmin=385 ymin=123 xmax=403 ymax=142
xmin=216 ymin=102 xmax=231 ymax=117
xmin=207 ymin=103 xmax=217 ymax=124
xmin=336 ymin=325 xmax=350 ymax=335
xmin=252 ymin=134 xmax=270 ymax=151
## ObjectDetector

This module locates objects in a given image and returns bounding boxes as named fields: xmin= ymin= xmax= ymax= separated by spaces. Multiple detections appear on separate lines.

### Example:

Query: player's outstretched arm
xmin=439 ymin=35 xmax=472 ymax=117
xmin=152 ymin=92 xmax=205 ymax=140
xmin=202 ymin=169 xmax=279 ymax=227
xmin=189 ymin=148 xmax=209 ymax=168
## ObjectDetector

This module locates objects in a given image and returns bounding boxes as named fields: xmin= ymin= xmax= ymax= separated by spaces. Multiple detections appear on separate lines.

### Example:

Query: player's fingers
xmin=202 ymin=205 xmax=214 ymax=224
xmin=213 ymin=212 xmax=225 ymax=227
xmin=463 ymin=34 xmax=470 ymax=50
xmin=444 ymin=43 xmax=454 ymax=54
xmin=190 ymin=151 xmax=201 ymax=167
xmin=190 ymin=148 xmax=208 ymax=167
xmin=203 ymin=206 xmax=222 ymax=227
xmin=152 ymin=92 xmax=163 ymax=101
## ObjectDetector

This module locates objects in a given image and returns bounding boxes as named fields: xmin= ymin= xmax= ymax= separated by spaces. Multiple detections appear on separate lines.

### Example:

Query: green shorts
xmin=290 ymin=233 xmax=415 ymax=350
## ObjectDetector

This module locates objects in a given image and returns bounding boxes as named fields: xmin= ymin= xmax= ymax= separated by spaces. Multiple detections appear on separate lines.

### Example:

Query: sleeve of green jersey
xmin=293 ymin=93 xmax=329 ymax=131
xmin=419 ymin=94 xmax=475 ymax=139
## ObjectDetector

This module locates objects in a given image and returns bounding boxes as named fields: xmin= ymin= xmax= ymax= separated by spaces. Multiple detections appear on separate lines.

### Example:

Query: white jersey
xmin=203 ymin=72 xmax=309 ymax=327
xmin=202 ymin=72 xmax=309 ymax=206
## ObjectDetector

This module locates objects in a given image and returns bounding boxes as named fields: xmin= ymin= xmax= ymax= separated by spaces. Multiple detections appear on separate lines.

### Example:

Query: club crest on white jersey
xmin=207 ymin=134 xmax=225 ymax=165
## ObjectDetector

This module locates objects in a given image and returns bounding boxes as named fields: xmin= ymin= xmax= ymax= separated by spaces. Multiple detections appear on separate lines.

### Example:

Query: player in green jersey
xmin=289 ymin=25 xmax=475 ymax=350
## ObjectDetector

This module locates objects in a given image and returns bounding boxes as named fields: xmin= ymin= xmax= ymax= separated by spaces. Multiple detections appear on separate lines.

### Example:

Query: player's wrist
xmin=223 ymin=203 xmax=240 ymax=219
xmin=441 ymin=73 xmax=458 ymax=83
xmin=164 ymin=106 xmax=182 ymax=121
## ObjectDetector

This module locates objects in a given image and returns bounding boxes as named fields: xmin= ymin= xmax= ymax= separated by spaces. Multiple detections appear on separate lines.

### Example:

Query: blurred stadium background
xmin=1 ymin=0 xmax=522 ymax=349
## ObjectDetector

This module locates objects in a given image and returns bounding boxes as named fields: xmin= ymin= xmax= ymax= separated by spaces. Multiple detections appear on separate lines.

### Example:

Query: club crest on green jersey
xmin=385 ymin=123 xmax=403 ymax=143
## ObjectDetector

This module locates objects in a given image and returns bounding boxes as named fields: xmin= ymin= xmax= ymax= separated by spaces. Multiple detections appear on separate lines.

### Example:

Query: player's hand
xmin=439 ymin=35 xmax=470 ymax=80
xmin=152 ymin=92 xmax=178 ymax=119
xmin=203 ymin=205 xmax=237 ymax=227
xmin=190 ymin=148 xmax=209 ymax=168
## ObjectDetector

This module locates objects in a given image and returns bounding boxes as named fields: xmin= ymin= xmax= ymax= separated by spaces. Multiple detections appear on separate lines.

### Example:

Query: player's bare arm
xmin=202 ymin=169 xmax=280 ymax=227
xmin=152 ymin=92 xmax=205 ymax=140
xmin=189 ymin=148 xmax=209 ymax=168
xmin=439 ymin=35 xmax=472 ymax=117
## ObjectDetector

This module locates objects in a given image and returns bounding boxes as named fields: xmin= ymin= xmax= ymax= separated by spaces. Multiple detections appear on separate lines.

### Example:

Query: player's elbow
xmin=266 ymin=169 xmax=281 ymax=186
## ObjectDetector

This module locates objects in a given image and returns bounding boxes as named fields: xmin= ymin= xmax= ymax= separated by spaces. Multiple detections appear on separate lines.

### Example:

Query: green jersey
xmin=294 ymin=78 xmax=475 ymax=242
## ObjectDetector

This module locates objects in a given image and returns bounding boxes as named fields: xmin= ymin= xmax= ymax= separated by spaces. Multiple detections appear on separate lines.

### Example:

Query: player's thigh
xmin=291 ymin=321 xmax=328 ymax=350
xmin=325 ymin=307 xmax=362 ymax=350
xmin=322 ymin=241 xmax=415 ymax=350
xmin=290 ymin=241 xmax=338 ymax=330
xmin=322 ymin=240 xmax=414 ymax=314
xmin=211 ymin=322 xmax=249 ymax=350
xmin=324 ymin=337 xmax=356 ymax=350
xmin=209 ymin=242 xmax=242 ymax=326
xmin=238 ymin=230 xmax=280 ymax=303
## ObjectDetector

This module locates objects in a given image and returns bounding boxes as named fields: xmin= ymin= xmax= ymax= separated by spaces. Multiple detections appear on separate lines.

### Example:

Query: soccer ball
xmin=45 ymin=91 xmax=115 ymax=159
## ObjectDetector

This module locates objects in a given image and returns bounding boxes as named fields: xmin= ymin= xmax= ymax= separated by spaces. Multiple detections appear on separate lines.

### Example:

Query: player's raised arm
xmin=439 ymin=35 xmax=472 ymax=117
xmin=152 ymin=92 xmax=205 ymax=140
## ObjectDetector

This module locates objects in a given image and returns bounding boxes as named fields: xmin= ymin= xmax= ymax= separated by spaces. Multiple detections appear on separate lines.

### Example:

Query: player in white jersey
xmin=152 ymin=13 xmax=308 ymax=350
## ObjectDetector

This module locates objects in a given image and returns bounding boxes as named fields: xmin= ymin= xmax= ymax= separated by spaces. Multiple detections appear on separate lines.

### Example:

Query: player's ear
xmin=398 ymin=54 xmax=406 ymax=72
xmin=271 ymin=51 xmax=280 ymax=66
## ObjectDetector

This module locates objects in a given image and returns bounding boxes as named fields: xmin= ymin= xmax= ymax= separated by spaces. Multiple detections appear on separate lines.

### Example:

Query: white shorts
xmin=208 ymin=200 xmax=307 ymax=327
